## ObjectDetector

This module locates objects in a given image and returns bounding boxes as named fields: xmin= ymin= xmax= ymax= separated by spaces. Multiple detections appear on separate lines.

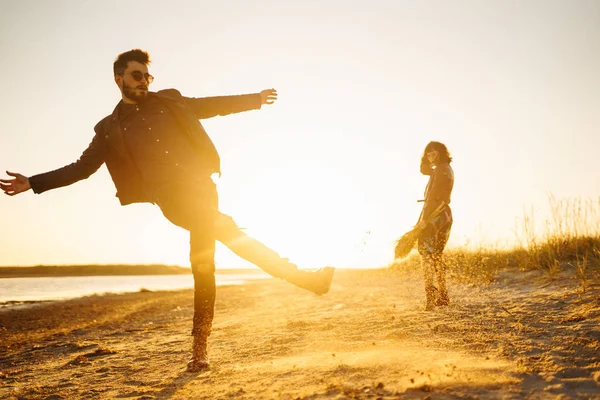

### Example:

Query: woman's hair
xmin=423 ymin=141 xmax=452 ymax=163
xmin=420 ymin=141 xmax=452 ymax=175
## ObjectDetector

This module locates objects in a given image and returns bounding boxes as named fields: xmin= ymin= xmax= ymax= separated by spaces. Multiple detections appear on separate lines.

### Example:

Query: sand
xmin=1 ymin=268 xmax=599 ymax=399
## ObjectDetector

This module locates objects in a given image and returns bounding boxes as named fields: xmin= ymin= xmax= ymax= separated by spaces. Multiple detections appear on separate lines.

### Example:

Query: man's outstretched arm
xmin=2 ymin=132 xmax=107 ymax=196
xmin=185 ymin=89 xmax=278 ymax=119
xmin=0 ymin=171 xmax=31 ymax=196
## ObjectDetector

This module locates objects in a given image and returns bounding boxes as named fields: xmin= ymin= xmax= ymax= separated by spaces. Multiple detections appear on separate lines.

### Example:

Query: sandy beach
xmin=1 ymin=267 xmax=599 ymax=399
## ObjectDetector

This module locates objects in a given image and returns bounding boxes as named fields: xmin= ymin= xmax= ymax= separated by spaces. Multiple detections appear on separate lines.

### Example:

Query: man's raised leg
xmin=214 ymin=213 xmax=334 ymax=295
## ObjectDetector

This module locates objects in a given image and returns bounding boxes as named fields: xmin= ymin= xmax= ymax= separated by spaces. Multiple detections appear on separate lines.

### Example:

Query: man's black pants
xmin=155 ymin=180 xmax=300 ymax=336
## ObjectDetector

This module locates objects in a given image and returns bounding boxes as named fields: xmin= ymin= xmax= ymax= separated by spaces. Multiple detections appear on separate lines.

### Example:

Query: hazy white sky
xmin=1 ymin=0 xmax=599 ymax=268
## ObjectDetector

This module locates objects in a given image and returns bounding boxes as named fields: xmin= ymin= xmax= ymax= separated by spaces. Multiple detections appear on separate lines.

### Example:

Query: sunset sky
xmin=1 ymin=0 xmax=599 ymax=269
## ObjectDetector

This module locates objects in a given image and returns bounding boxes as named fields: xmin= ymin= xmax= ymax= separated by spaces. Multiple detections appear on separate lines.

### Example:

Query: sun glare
xmin=219 ymin=162 xmax=373 ymax=269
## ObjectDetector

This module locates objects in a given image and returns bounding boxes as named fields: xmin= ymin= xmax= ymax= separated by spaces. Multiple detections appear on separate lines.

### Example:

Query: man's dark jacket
xmin=29 ymin=89 xmax=261 ymax=205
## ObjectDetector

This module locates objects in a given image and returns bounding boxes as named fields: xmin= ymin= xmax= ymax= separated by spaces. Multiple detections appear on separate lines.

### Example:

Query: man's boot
xmin=187 ymin=333 xmax=210 ymax=372
xmin=280 ymin=265 xmax=335 ymax=295
xmin=187 ymin=269 xmax=215 ymax=372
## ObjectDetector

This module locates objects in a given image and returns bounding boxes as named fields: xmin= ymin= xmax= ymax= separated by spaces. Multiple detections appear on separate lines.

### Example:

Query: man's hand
xmin=259 ymin=88 xmax=278 ymax=105
xmin=1 ymin=171 xmax=31 ymax=196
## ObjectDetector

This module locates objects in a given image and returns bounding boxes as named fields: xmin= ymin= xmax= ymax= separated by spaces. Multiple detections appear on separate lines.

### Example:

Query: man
xmin=1 ymin=49 xmax=334 ymax=372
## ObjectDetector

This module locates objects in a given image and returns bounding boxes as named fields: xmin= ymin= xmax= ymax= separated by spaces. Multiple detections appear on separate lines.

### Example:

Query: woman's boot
xmin=422 ymin=256 xmax=436 ymax=311
xmin=434 ymin=258 xmax=450 ymax=306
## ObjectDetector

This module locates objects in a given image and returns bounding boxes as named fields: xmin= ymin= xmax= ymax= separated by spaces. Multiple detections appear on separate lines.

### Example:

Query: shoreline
xmin=1 ymin=268 xmax=599 ymax=399
xmin=0 ymin=270 xmax=272 ymax=311
xmin=0 ymin=266 xmax=268 ymax=279
xmin=0 ymin=299 xmax=55 ymax=311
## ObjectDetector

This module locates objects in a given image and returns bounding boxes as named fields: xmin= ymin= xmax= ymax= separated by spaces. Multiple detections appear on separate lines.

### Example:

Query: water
xmin=0 ymin=272 xmax=271 ymax=306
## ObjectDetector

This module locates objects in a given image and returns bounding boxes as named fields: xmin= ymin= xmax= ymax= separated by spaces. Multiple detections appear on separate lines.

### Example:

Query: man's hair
xmin=113 ymin=49 xmax=151 ymax=76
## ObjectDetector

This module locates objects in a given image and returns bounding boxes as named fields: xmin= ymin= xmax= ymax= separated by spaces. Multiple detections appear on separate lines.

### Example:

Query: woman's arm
xmin=420 ymin=165 xmax=453 ymax=221
xmin=420 ymin=156 xmax=433 ymax=176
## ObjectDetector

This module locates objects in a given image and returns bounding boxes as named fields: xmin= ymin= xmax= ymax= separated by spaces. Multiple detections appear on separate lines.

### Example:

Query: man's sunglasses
xmin=128 ymin=70 xmax=154 ymax=84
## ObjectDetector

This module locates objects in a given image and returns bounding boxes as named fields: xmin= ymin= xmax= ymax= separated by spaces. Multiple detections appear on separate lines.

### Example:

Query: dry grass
xmin=392 ymin=196 xmax=600 ymax=289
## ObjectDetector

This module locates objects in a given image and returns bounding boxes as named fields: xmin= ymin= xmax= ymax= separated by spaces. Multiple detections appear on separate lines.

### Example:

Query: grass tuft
xmin=391 ymin=196 xmax=600 ymax=287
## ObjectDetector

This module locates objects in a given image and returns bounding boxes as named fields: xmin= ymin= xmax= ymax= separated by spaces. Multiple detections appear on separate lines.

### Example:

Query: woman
xmin=416 ymin=141 xmax=454 ymax=310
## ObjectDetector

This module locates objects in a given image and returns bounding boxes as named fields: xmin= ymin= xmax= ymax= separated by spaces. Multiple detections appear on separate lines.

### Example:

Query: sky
xmin=1 ymin=0 xmax=599 ymax=269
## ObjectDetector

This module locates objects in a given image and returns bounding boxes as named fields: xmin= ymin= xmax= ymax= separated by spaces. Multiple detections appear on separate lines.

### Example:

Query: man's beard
xmin=123 ymin=82 xmax=148 ymax=103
